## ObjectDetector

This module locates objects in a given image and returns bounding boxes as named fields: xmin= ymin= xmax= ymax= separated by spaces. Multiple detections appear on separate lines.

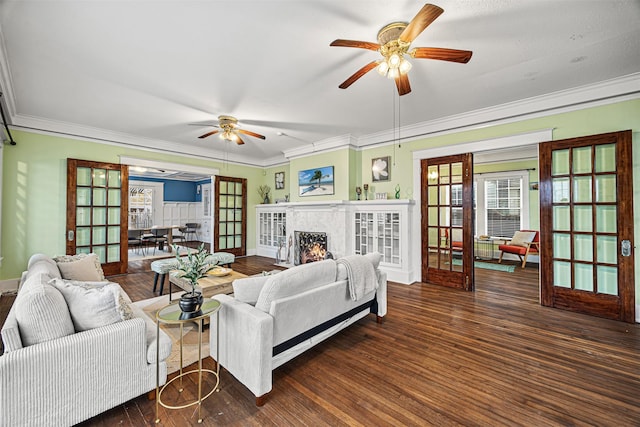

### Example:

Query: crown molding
xmin=2 ymin=60 xmax=638 ymax=169
xmin=9 ymin=113 xmax=283 ymax=167
xmin=357 ymin=72 xmax=640 ymax=148
xmin=282 ymin=134 xmax=358 ymax=160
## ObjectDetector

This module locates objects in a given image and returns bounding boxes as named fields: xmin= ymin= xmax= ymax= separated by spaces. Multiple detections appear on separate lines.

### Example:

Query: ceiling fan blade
xmin=411 ymin=47 xmax=472 ymax=63
xmin=198 ymin=129 xmax=220 ymax=139
xmin=330 ymin=39 xmax=380 ymax=51
xmin=237 ymin=129 xmax=266 ymax=140
xmin=234 ymin=134 xmax=246 ymax=145
xmin=339 ymin=61 xmax=379 ymax=89
xmin=395 ymin=73 xmax=411 ymax=96
xmin=399 ymin=3 xmax=444 ymax=43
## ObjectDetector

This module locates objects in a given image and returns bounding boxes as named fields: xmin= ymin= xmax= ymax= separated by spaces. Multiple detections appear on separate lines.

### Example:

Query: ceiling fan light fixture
xmin=387 ymin=67 xmax=400 ymax=80
xmin=388 ymin=53 xmax=401 ymax=68
xmin=377 ymin=60 xmax=389 ymax=76
xmin=399 ymin=57 xmax=412 ymax=75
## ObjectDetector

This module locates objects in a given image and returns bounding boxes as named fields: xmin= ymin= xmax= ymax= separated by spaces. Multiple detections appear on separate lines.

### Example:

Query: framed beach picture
xmin=298 ymin=166 xmax=334 ymax=197
xmin=372 ymin=156 xmax=390 ymax=182
xmin=275 ymin=171 xmax=285 ymax=190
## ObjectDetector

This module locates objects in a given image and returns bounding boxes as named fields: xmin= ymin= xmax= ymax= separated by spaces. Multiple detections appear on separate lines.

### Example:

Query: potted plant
xmin=173 ymin=243 xmax=217 ymax=315
xmin=258 ymin=185 xmax=271 ymax=204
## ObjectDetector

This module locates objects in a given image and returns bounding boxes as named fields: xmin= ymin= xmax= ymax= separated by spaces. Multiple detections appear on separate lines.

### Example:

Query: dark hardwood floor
xmin=2 ymin=255 xmax=639 ymax=426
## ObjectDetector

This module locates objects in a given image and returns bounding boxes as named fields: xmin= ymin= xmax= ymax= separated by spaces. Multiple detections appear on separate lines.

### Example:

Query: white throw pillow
xmin=49 ymin=279 xmax=133 ymax=331
xmin=233 ymin=275 xmax=272 ymax=305
xmin=54 ymin=253 xmax=105 ymax=281
xmin=14 ymin=273 xmax=75 ymax=347
xmin=510 ymin=231 xmax=537 ymax=247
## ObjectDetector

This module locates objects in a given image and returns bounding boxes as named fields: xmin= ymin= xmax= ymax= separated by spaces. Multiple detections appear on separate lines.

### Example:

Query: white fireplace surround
xmin=255 ymin=200 xmax=415 ymax=283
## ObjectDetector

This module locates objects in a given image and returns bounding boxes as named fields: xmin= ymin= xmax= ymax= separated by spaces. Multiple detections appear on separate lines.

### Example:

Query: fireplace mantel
xmin=256 ymin=199 xmax=415 ymax=283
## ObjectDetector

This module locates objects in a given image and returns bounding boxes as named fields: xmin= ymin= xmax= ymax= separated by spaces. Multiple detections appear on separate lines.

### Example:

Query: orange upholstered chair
xmin=498 ymin=230 xmax=539 ymax=268
xmin=442 ymin=228 xmax=464 ymax=252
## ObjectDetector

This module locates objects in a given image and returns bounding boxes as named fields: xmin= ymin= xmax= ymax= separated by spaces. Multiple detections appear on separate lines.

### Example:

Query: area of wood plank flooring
xmin=2 ymin=254 xmax=639 ymax=426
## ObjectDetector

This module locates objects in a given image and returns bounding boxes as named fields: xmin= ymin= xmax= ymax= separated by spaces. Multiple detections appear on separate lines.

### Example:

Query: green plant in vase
xmin=172 ymin=243 xmax=217 ymax=315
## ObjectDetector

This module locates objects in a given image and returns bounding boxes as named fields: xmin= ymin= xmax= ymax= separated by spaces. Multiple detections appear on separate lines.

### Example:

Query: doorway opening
xmin=120 ymin=157 xmax=219 ymax=262
xmin=414 ymin=130 xmax=550 ymax=296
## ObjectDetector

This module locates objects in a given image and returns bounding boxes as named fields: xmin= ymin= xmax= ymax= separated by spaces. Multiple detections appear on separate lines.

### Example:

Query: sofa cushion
xmin=53 ymin=253 xmax=105 ymax=281
xmin=255 ymin=260 xmax=337 ymax=313
xmin=14 ymin=273 xmax=75 ymax=347
xmin=364 ymin=252 xmax=382 ymax=269
xmin=49 ymin=279 xmax=133 ymax=332
xmin=233 ymin=274 xmax=272 ymax=305
xmin=128 ymin=302 xmax=173 ymax=364
xmin=22 ymin=257 xmax=62 ymax=285
xmin=510 ymin=231 xmax=537 ymax=247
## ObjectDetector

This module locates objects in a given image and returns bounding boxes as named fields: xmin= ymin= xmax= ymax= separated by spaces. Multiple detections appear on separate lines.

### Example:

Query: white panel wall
xmin=162 ymin=202 xmax=200 ymax=229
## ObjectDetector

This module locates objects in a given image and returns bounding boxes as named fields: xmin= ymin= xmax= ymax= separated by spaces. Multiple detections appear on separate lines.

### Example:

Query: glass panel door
xmin=214 ymin=176 xmax=246 ymax=256
xmin=66 ymin=159 xmax=128 ymax=276
xmin=421 ymin=153 xmax=474 ymax=290
xmin=540 ymin=131 xmax=634 ymax=322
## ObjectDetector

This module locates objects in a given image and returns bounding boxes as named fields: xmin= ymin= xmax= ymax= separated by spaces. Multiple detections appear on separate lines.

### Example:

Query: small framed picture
xmin=372 ymin=156 xmax=390 ymax=182
xmin=275 ymin=171 xmax=285 ymax=190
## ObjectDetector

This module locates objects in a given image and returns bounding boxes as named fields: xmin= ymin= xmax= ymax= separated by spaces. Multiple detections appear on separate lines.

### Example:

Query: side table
xmin=475 ymin=238 xmax=496 ymax=260
xmin=155 ymin=298 xmax=221 ymax=424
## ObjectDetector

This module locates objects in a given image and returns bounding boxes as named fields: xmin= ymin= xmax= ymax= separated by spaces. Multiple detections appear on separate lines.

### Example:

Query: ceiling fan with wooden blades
xmin=330 ymin=3 xmax=472 ymax=96
xmin=197 ymin=115 xmax=266 ymax=145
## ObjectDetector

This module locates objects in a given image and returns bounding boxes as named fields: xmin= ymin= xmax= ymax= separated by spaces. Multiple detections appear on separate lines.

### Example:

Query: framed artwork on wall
xmin=298 ymin=166 xmax=334 ymax=197
xmin=275 ymin=171 xmax=285 ymax=189
xmin=372 ymin=156 xmax=390 ymax=182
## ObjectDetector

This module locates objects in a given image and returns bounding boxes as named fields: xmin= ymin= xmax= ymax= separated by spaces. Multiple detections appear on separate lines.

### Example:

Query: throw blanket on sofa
xmin=337 ymin=255 xmax=377 ymax=301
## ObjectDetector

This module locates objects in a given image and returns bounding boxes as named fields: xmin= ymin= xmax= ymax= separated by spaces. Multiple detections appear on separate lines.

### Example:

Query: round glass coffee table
xmin=155 ymin=298 xmax=221 ymax=424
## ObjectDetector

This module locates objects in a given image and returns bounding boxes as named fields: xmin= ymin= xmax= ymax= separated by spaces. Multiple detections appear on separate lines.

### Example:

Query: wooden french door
xmin=66 ymin=159 xmax=129 ymax=275
xmin=214 ymin=176 xmax=247 ymax=256
xmin=421 ymin=153 xmax=474 ymax=290
xmin=539 ymin=130 xmax=635 ymax=323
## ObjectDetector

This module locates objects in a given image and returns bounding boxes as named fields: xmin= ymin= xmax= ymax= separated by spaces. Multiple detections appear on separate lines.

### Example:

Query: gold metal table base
xmin=155 ymin=299 xmax=221 ymax=424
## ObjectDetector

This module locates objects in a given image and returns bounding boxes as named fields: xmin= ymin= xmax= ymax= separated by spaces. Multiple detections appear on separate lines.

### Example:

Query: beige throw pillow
xmin=54 ymin=253 xmax=105 ymax=281
xmin=49 ymin=279 xmax=133 ymax=332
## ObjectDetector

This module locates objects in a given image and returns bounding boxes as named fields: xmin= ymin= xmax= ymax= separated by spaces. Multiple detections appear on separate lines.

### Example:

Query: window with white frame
xmin=475 ymin=171 xmax=529 ymax=238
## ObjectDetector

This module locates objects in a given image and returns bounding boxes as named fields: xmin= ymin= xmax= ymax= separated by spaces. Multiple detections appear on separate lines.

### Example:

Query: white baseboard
xmin=0 ymin=278 xmax=19 ymax=294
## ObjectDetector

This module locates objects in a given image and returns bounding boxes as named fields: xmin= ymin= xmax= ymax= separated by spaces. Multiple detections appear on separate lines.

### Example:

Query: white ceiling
xmin=1 ymin=1 xmax=639 ymax=167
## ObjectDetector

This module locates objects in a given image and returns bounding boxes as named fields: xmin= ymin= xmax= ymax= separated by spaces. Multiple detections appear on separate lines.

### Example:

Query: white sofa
xmin=0 ymin=254 xmax=172 ymax=427
xmin=210 ymin=254 xmax=387 ymax=405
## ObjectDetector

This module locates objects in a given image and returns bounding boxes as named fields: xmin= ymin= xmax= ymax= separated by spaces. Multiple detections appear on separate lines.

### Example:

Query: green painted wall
xmin=2 ymin=98 xmax=640 ymax=311
xmin=263 ymin=164 xmax=291 ymax=202
xmin=289 ymin=148 xmax=353 ymax=202
xmin=0 ymin=130 xmax=264 ymax=279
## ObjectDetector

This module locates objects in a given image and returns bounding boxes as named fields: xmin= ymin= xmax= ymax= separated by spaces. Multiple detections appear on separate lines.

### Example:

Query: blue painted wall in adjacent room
xmin=130 ymin=176 xmax=198 ymax=202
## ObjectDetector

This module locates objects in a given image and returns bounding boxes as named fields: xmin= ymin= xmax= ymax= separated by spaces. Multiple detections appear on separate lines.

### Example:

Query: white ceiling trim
xmin=357 ymin=73 xmax=640 ymax=149
xmin=4 ymin=71 xmax=639 ymax=168
xmin=9 ymin=115 xmax=273 ymax=167
xmin=283 ymin=134 xmax=358 ymax=160
xmin=119 ymin=156 xmax=219 ymax=177
xmin=412 ymin=128 xmax=552 ymax=160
